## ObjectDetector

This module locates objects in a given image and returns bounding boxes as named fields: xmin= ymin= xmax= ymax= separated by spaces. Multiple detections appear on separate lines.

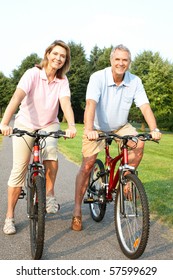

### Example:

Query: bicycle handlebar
xmin=0 ymin=128 xmax=67 ymax=138
xmin=97 ymin=132 xmax=159 ymax=143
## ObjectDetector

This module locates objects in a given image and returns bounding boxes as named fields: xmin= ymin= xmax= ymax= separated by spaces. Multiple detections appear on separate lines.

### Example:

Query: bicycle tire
xmin=29 ymin=175 xmax=46 ymax=260
xmin=88 ymin=159 xmax=107 ymax=222
xmin=114 ymin=173 xmax=150 ymax=259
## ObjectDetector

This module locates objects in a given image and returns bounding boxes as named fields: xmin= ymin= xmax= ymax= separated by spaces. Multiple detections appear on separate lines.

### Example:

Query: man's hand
xmin=150 ymin=129 xmax=162 ymax=141
xmin=84 ymin=129 xmax=99 ymax=140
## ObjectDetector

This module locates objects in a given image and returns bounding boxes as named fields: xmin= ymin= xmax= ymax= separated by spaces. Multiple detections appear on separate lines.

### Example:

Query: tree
xmin=89 ymin=45 xmax=103 ymax=73
xmin=145 ymin=55 xmax=173 ymax=130
xmin=89 ymin=46 xmax=112 ymax=72
xmin=0 ymin=72 xmax=13 ymax=117
xmin=67 ymin=41 xmax=90 ymax=123
xmin=130 ymin=51 xmax=173 ymax=131
xmin=10 ymin=53 xmax=41 ymax=89
xmin=129 ymin=51 xmax=157 ymax=127
xmin=131 ymin=50 xmax=155 ymax=83
xmin=1 ymin=46 xmax=173 ymax=131
xmin=0 ymin=54 xmax=41 ymax=118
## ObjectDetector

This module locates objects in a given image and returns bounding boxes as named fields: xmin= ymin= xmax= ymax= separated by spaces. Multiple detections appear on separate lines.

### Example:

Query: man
xmin=71 ymin=44 xmax=161 ymax=231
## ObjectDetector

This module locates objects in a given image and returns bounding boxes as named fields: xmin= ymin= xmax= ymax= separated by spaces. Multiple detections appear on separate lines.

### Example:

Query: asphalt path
xmin=0 ymin=122 xmax=173 ymax=261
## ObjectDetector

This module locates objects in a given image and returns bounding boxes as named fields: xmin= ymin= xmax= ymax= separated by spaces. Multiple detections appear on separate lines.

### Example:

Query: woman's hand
xmin=0 ymin=124 xmax=13 ymax=136
xmin=65 ymin=125 xmax=77 ymax=138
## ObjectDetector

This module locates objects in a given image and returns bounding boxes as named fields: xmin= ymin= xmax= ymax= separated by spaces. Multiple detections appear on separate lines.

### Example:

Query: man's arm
xmin=84 ymin=99 xmax=98 ymax=140
xmin=140 ymin=103 xmax=161 ymax=140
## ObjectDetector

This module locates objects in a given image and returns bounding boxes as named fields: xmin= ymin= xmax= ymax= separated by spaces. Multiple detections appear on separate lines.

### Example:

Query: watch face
xmin=154 ymin=128 xmax=160 ymax=132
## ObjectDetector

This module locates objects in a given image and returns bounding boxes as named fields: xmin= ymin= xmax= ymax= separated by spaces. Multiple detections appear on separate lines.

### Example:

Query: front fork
xmin=26 ymin=163 xmax=45 ymax=217
xmin=118 ymin=164 xmax=137 ymax=216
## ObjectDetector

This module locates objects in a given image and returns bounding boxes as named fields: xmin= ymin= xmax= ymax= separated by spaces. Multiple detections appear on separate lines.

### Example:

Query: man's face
xmin=110 ymin=49 xmax=131 ymax=76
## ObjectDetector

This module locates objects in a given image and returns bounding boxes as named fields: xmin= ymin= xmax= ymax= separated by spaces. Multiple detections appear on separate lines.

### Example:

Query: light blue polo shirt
xmin=86 ymin=67 xmax=149 ymax=132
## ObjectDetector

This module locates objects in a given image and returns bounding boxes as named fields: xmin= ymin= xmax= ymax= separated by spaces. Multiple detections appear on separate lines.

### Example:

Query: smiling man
xmin=71 ymin=44 xmax=161 ymax=231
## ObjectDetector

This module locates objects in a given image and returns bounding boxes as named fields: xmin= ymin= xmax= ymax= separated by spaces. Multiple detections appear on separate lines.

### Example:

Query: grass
xmin=59 ymin=123 xmax=173 ymax=227
xmin=1 ymin=122 xmax=173 ymax=227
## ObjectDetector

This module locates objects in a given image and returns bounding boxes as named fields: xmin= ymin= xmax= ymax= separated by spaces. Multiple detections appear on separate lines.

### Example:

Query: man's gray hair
xmin=110 ymin=44 xmax=131 ymax=61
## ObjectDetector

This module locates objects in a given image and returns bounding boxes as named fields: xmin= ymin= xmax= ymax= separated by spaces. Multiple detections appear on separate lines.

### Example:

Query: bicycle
xmin=84 ymin=132 xmax=159 ymax=259
xmin=1 ymin=127 xmax=66 ymax=260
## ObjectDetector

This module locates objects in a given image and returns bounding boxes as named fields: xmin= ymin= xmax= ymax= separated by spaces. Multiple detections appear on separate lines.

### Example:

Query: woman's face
xmin=47 ymin=45 xmax=67 ymax=70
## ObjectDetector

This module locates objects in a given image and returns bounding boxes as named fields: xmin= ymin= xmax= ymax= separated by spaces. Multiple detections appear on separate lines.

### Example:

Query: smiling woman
xmin=36 ymin=40 xmax=71 ymax=79
xmin=0 ymin=39 xmax=77 ymax=235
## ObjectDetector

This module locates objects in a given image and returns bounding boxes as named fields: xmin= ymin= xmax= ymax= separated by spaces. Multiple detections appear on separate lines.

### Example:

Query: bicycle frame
xmin=86 ymin=132 xmax=157 ymax=259
xmin=104 ymin=138 xmax=135 ymax=201
xmin=28 ymin=137 xmax=45 ymax=187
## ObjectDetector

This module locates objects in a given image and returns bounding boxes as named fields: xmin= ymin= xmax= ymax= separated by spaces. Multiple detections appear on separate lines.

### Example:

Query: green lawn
xmin=1 ymin=122 xmax=173 ymax=227
xmin=59 ymin=123 xmax=173 ymax=227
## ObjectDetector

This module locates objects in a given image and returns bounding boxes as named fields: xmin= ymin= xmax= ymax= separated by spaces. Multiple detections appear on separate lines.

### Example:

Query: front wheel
xmin=28 ymin=175 xmax=46 ymax=260
xmin=114 ymin=173 xmax=150 ymax=259
xmin=87 ymin=159 xmax=107 ymax=222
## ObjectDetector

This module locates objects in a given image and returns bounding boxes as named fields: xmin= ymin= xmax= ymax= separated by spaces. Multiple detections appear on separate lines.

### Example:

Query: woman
xmin=0 ymin=40 xmax=76 ymax=234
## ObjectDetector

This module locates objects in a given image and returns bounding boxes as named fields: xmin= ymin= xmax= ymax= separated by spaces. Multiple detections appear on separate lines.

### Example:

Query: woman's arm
xmin=60 ymin=96 xmax=77 ymax=138
xmin=0 ymin=88 xmax=26 ymax=135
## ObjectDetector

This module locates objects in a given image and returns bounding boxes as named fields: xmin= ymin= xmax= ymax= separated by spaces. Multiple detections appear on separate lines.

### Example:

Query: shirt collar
xmin=107 ymin=67 xmax=130 ymax=87
xmin=40 ymin=68 xmax=59 ymax=83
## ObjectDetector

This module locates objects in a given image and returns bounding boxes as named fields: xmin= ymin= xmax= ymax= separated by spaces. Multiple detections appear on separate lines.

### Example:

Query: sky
xmin=0 ymin=0 xmax=173 ymax=77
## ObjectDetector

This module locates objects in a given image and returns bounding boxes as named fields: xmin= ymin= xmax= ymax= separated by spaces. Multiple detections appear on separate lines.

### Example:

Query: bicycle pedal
xmin=18 ymin=189 xmax=26 ymax=199
xmin=84 ymin=198 xmax=94 ymax=204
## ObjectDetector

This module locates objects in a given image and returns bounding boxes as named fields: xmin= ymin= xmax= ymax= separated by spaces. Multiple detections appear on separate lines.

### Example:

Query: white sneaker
xmin=3 ymin=218 xmax=16 ymax=235
xmin=46 ymin=196 xmax=60 ymax=214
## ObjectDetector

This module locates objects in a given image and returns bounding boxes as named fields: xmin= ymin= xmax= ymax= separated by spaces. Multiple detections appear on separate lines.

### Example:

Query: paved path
xmin=0 ymin=124 xmax=173 ymax=260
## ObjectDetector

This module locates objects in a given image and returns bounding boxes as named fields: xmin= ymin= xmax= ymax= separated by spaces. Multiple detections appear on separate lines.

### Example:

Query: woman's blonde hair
xmin=37 ymin=40 xmax=71 ymax=79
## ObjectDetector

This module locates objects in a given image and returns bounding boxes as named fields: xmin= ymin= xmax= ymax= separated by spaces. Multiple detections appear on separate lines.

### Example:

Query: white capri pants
xmin=8 ymin=121 xmax=60 ymax=187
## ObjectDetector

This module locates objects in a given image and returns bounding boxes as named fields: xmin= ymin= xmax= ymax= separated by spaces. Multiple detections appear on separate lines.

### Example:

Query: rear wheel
xmin=114 ymin=173 xmax=150 ymax=259
xmin=29 ymin=175 xmax=46 ymax=260
xmin=88 ymin=159 xmax=107 ymax=222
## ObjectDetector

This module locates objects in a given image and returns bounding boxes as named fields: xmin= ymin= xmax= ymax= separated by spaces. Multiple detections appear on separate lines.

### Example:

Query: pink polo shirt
xmin=15 ymin=67 xmax=71 ymax=129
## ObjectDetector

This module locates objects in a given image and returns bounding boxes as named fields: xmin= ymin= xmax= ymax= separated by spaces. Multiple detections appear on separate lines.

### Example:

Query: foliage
xmin=145 ymin=56 xmax=173 ymax=129
xmin=0 ymin=45 xmax=173 ymax=131
xmin=89 ymin=45 xmax=103 ymax=73
xmin=11 ymin=53 xmax=41 ymax=88
xmin=0 ymin=72 xmax=14 ymax=116
xmin=67 ymin=41 xmax=90 ymax=123
xmin=0 ymin=54 xmax=41 ymax=117
xmin=89 ymin=45 xmax=112 ymax=73
xmin=130 ymin=51 xmax=173 ymax=130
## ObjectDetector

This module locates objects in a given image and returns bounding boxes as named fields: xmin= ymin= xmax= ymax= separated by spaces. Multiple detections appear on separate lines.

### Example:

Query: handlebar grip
xmin=13 ymin=128 xmax=19 ymax=134
xmin=53 ymin=130 xmax=66 ymax=138
xmin=58 ymin=130 xmax=66 ymax=135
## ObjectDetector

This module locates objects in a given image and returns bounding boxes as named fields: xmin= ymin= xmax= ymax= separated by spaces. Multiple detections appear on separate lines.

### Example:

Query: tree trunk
xmin=140 ymin=122 xmax=146 ymax=132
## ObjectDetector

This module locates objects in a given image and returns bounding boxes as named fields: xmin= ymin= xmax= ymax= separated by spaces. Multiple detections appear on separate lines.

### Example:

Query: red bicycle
xmin=84 ymin=132 xmax=158 ymax=259
xmin=1 ymin=128 xmax=66 ymax=260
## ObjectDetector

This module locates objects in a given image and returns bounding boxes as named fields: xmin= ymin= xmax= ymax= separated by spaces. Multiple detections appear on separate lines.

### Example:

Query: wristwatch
xmin=152 ymin=128 xmax=160 ymax=132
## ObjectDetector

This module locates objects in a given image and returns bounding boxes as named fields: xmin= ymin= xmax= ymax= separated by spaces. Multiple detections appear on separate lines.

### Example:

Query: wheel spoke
xmin=115 ymin=174 xmax=150 ymax=259
xmin=87 ymin=159 xmax=107 ymax=222
xmin=29 ymin=176 xmax=46 ymax=260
